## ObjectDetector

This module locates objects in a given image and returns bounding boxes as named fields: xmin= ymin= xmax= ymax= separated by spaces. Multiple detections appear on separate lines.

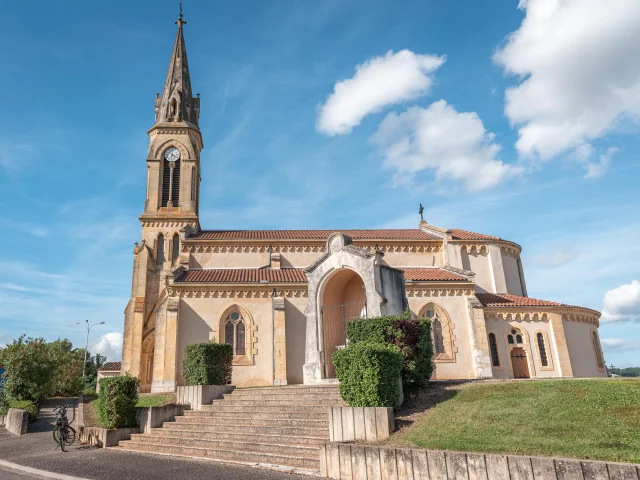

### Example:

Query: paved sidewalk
xmin=0 ymin=398 xmax=312 ymax=480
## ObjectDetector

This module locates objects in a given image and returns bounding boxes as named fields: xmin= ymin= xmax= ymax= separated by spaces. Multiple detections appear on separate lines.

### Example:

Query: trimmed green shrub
xmin=346 ymin=312 xmax=434 ymax=388
xmin=95 ymin=375 xmax=139 ymax=429
xmin=183 ymin=343 xmax=233 ymax=386
xmin=333 ymin=342 xmax=403 ymax=407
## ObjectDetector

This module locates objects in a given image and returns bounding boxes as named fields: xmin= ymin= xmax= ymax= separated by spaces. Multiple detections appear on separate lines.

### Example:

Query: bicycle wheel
xmin=55 ymin=427 xmax=66 ymax=452
xmin=65 ymin=426 xmax=77 ymax=445
xmin=53 ymin=427 xmax=59 ymax=444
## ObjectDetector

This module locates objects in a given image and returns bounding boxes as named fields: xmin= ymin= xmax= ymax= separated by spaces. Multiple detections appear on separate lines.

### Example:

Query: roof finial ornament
xmin=176 ymin=0 xmax=186 ymax=28
xmin=419 ymin=203 xmax=424 ymax=222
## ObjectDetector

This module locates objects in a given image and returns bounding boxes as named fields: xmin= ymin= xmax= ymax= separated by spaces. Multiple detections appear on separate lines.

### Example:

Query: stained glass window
xmin=489 ymin=333 xmax=500 ymax=367
xmin=537 ymin=333 xmax=548 ymax=367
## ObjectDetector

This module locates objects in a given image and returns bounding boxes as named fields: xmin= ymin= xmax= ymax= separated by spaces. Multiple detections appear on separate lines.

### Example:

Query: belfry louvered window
xmin=156 ymin=234 xmax=164 ymax=266
xmin=161 ymin=158 xmax=180 ymax=207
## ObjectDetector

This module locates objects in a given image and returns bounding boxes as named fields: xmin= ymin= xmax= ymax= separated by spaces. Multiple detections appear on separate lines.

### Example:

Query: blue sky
xmin=0 ymin=0 xmax=638 ymax=367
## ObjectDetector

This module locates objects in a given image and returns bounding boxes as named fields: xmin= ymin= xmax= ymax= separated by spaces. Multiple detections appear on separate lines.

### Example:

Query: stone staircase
xmin=118 ymin=384 xmax=344 ymax=471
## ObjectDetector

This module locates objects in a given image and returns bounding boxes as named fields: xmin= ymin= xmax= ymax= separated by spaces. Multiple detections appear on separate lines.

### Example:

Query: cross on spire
xmin=419 ymin=203 xmax=424 ymax=221
xmin=176 ymin=1 xmax=186 ymax=28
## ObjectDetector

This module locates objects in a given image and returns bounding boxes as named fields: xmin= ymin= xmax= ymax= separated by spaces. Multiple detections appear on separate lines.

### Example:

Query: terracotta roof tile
xmin=402 ymin=268 xmax=468 ymax=282
xmin=189 ymin=229 xmax=440 ymax=240
xmin=476 ymin=293 xmax=565 ymax=307
xmin=176 ymin=268 xmax=308 ymax=283
xmin=99 ymin=362 xmax=121 ymax=372
xmin=450 ymin=229 xmax=501 ymax=240
xmin=175 ymin=267 xmax=469 ymax=284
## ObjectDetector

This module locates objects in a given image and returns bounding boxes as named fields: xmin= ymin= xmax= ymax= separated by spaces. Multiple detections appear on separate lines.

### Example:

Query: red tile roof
xmin=476 ymin=293 xmax=565 ymax=307
xmin=177 ymin=268 xmax=308 ymax=283
xmin=99 ymin=362 xmax=121 ymax=372
xmin=188 ymin=229 xmax=440 ymax=240
xmin=450 ymin=229 xmax=501 ymax=240
xmin=175 ymin=267 xmax=468 ymax=284
xmin=402 ymin=268 xmax=469 ymax=282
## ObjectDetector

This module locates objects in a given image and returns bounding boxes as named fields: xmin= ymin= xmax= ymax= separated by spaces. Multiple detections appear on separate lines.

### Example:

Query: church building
xmin=121 ymin=13 xmax=607 ymax=393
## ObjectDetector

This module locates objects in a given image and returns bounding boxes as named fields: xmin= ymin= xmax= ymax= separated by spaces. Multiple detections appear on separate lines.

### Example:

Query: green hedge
xmin=0 ymin=397 xmax=38 ymax=419
xmin=346 ymin=312 xmax=433 ymax=388
xmin=333 ymin=342 xmax=403 ymax=407
xmin=183 ymin=343 xmax=233 ymax=386
xmin=95 ymin=375 xmax=139 ymax=429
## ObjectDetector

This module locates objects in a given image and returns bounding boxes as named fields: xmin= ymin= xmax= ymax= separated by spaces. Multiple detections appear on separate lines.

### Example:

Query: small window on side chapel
xmin=508 ymin=329 xmax=523 ymax=345
xmin=224 ymin=311 xmax=246 ymax=356
xmin=430 ymin=311 xmax=445 ymax=355
xmin=537 ymin=333 xmax=549 ymax=367
xmin=489 ymin=333 xmax=500 ymax=367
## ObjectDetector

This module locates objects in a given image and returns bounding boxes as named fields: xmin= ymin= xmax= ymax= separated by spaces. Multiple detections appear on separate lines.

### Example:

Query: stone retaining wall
xmin=329 ymin=407 xmax=395 ymax=442
xmin=5 ymin=409 xmax=28 ymax=436
xmin=319 ymin=444 xmax=640 ymax=480
xmin=176 ymin=385 xmax=234 ymax=411
xmin=137 ymin=404 xmax=185 ymax=434
xmin=79 ymin=426 xmax=138 ymax=447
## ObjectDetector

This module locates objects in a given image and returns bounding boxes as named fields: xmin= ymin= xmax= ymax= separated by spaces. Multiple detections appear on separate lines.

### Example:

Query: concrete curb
xmin=0 ymin=459 xmax=92 ymax=480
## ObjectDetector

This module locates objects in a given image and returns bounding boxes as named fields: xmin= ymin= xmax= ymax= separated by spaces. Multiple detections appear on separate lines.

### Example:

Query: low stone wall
xmin=319 ymin=444 xmax=640 ymax=480
xmin=79 ymin=426 xmax=138 ymax=447
xmin=329 ymin=407 xmax=395 ymax=442
xmin=137 ymin=404 xmax=186 ymax=434
xmin=176 ymin=385 xmax=234 ymax=411
xmin=5 ymin=409 xmax=28 ymax=436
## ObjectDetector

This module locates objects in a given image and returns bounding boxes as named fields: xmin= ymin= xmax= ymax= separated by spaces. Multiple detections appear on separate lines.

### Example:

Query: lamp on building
xmin=77 ymin=319 xmax=105 ymax=378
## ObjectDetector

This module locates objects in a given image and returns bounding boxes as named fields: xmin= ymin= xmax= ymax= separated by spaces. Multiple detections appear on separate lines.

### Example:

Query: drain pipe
xmin=271 ymin=287 xmax=277 ymax=385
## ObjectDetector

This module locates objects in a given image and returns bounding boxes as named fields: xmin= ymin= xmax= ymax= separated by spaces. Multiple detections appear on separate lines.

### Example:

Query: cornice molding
xmin=405 ymin=287 xmax=475 ymax=297
xmin=182 ymin=243 xmax=440 ymax=254
xmin=167 ymin=285 xmax=308 ymax=299
xmin=483 ymin=307 xmax=600 ymax=326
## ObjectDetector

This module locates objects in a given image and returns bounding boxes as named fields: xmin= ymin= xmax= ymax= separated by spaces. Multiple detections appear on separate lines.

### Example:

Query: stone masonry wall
xmin=320 ymin=443 xmax=640 ymax=480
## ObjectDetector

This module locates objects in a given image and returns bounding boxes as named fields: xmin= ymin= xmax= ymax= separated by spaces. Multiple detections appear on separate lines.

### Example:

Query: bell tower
xmin=121 ymin=7 xmax=202 ymax=392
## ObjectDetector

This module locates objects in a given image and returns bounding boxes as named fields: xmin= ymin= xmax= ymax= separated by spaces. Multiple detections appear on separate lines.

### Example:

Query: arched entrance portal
xmin=321 ymin=269 xmax=367 ymax=378
xmin=510 ymin=347 xmax=530 ymax=379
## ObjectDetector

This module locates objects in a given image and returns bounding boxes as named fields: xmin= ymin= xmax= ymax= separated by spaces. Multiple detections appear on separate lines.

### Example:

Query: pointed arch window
xmin=156 ymin=234 xmax=164 ymax=266
xmin=488 ymin=333 xmax=500 ymax=367
xmin=172 ymin=234 xmax=180 ymax=263
xmin=537 ymin=332 xmax=548 ymax=367
xmin=421 ymin=303 xmax=455 ymax=362
xmin=224 ymin=311 xmax=247 ymax=356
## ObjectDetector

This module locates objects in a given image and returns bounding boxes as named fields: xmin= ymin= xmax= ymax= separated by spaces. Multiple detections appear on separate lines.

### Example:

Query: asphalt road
xmin=0 ymin=398 xmax=312 ymax=480
xmin=0 ymin=464 xmax=48 ymax=480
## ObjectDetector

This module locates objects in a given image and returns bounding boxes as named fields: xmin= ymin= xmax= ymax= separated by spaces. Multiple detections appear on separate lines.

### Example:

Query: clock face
xmin=164 ymin=147 xmax=180 ymax=162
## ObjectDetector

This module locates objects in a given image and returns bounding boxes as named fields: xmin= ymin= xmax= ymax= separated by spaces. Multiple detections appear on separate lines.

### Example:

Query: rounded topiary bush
xmin=332 ymin=342 xmax=403 ymax=408
xmin=96 ymin=375 xmax=139 ymax=429
xmin=183 ymin=343 xmax=233 ymax=386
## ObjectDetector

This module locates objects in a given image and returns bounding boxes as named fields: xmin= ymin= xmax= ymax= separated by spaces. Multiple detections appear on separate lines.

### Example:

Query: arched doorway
xmin=510 ymin=347 xmax=530 ymax=379
xmin=320 ymin=269 xmax=366 ymax=378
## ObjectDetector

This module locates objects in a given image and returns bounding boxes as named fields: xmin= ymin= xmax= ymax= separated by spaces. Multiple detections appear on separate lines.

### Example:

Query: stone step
xmin=160 ymin=422 xmax=328 ymax=437
xmin=129 ymin=433 xmax=320 ymax=455
xmin=172 ymin=416 xmax=327 ymax=428
xmin=198 ymin=404 xmax=332 ymax=414
xmin=222 ymin=393 xmax=343 ymax=402
xmin=212 ymin=398 xmax=343 ymax=407
xmin=182 ymin=410 xmax=328 ymax=420
xmin=234 ymin=385 xmax=339 ymax=393
xmin=118 ymin=440 xmax=319 ymax=470
xmin=148 ymin=428 xmax=327 ymax=445
xmin=230 ymin=387 xmax=340 ymax=397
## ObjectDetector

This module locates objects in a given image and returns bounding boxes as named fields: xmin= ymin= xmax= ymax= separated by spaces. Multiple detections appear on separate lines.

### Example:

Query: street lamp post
xmin=77 ymin=320 xmax=105 ymax=379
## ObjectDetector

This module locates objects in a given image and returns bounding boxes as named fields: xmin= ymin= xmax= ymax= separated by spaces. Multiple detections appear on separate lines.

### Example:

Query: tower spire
xmin=153 ymin=3 xmax=200 ymax=128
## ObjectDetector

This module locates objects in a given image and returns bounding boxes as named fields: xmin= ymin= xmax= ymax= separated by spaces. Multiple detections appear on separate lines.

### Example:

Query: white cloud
xmin=601 ymin=338 xmax=640 ymax=353
xmin=528 ymin=249 xmax=579 ymax=269
xmin=92 ymin=332 xmax=123 ymax=362
xmin=317 ymin=50 xmax=445 ymax=135
xmin=585 ymin=147 xmax=618 ymax=179
xmin=494 ymin=0 xmax=640 ymax=160
xmin=601 ymin=280 xmax=640 ymax=323
xmin=372 ymin=100 xmax=522 ymax=191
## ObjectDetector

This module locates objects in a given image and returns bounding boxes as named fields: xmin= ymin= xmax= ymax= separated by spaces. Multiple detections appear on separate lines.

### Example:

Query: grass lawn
xmin=388 ymin=379 xmax=640 ymax=464
xmin=135 ymin=393 xmax=176 ymax=408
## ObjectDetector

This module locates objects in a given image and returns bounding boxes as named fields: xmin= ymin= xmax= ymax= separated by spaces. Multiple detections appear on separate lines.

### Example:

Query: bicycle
xmin=53 ymin=404 xmax=76 ymax=452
